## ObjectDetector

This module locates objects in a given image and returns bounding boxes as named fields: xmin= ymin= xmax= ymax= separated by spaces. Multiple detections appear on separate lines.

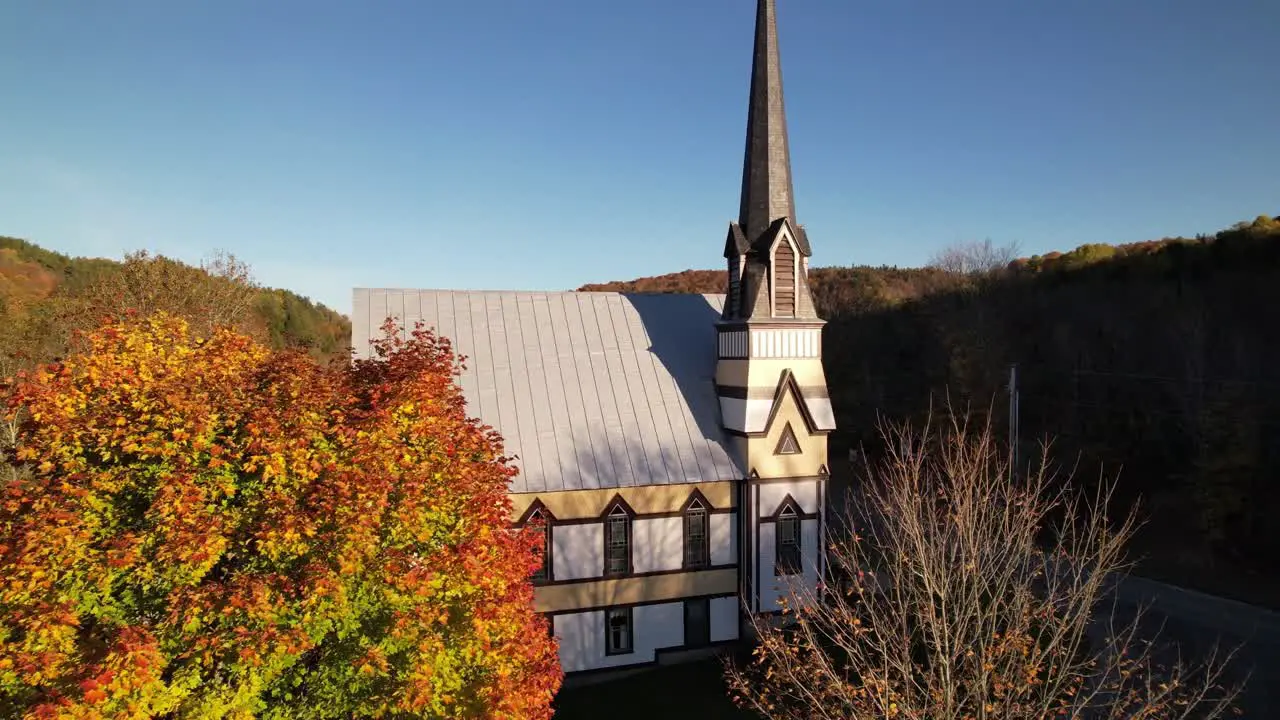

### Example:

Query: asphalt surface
xmin=1111 ymin=575 xmax=1280 ymax=718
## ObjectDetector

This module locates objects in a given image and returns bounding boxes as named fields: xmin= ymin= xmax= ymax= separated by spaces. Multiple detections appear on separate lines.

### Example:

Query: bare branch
xmin=727 ymin=407 xmax=1243 ymax=720
xmin=929 ymin=239 xmax=1023 ymax=276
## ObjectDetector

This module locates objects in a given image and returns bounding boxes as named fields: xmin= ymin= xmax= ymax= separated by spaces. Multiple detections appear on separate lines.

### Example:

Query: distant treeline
xmin=0 ymin=236 xmax=351 ymax=377
xmin=583 ymin=215 xmax=1280 ymax=600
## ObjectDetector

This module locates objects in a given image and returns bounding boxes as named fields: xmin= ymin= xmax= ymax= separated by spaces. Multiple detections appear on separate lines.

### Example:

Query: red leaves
xmin=2 ymin=313 xmax=562 ymax=718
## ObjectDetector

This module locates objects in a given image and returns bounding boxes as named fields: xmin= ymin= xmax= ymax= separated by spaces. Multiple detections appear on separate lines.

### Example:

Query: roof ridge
xmin=354 ymin=287 xmax=728 ymax=298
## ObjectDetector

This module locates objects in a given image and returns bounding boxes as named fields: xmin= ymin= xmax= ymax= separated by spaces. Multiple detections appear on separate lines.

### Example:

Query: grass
xmin=552 ymin=656 xmax=759 ymax=720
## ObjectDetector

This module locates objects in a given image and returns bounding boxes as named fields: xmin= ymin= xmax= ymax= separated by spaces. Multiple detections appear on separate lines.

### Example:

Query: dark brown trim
xmin=764 ymin=493 xmax=801 ymax=521
xmin=681 ymin=490 xmax=713 ymax=570
xmin=603 ymin=606 xmax=635 ymax=657
xmin=715 ymin=384 xmax=830 ymax=400
xmin=516 ymin=497 xmax=557 ymax=525
xmin=538 ymin=563 xmax=738 ymax=587
xmin=725 ymin=427 xmax=832 ymax=438
xmin=763 ymin=369 xmax=818 ymax=437
xmin=720 ymin=369 xmax=835 ymax=439
xmin=774 ymin=422 xmax=801 ymax=455
xmin=738 ymin=480 xmax=752 ymax=637
xmin=817 ymin=476 xmax=827 ymax=587
xmin=545 ymin=591 xmax=739 ymax=617
xmin=549 ymin=505 xmax=734 ymax=526
xmin=759 ymin=512 xmax=820 ymax=523
xmin=516 ymin=499 xmax=556 ymax=585
xmin=680 ymin=487 xmax=715 ymax=512
xmin=714 ymin=320 xmax=826 ymax=332
xmin=773 ymin=496 xmax=803 ymax=577
xmin=600 ymin=493 xmax=636 ymax=519
xmin=746 ymin=473 xmax=826 ymax=486
xmin=752 ymin=483 xmax=762 ymax=612
xmin=563 ymin=638 xmax=744 ymax=677
xmin=602 ymin=495 xmax=635 ymax=578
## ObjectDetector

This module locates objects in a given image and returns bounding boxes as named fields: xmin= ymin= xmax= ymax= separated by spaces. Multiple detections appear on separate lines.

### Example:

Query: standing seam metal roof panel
xmin=350 ymin=289 xmax=743 ymax=492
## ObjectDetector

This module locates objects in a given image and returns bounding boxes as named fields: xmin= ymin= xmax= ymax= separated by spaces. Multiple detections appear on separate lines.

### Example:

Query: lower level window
xmin=605 ymin=608 xmax=633 ymax=655
xmin=776 ymin=504 xmax=802 ymax=576
xmin=684 ymin=597 xmax=710 ymax=648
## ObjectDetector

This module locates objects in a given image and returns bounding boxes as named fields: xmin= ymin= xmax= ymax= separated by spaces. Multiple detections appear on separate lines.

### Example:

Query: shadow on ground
xmin=553 ymin=655 xmax=757 ymax=720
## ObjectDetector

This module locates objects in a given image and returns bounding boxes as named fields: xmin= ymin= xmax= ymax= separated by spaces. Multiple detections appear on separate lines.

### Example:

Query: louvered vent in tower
xmin=774 ymin=241 xmax=795 ymax=317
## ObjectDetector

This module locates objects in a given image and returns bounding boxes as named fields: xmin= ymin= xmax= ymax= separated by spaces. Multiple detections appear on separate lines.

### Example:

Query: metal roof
xmin=351 ymin=289 xmax=743 ymax=493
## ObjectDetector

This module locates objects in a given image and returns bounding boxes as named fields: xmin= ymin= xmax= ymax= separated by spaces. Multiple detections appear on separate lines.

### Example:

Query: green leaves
xmin=2 ymin=314 xmax=561 ymax=719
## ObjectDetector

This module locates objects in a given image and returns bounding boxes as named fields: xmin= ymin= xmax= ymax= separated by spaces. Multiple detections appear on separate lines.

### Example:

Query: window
xmin=605 ymin=608 xmax=633 ymax=655
xmin=684 ymin=598 xmax=710 ymax=648
xmin=776 ymin=504 xmax=802 ymax=576
xmin=683 ymin=498 xmax=709 ymax=568
xmin=605 ymin=504 xmax=631 ymax=576
xmin=527 ymin=508 xmax=552 ymax=584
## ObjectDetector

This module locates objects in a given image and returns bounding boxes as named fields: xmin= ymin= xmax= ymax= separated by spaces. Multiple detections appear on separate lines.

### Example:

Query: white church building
xmin=351 ymin=0 xmax=834 ymax=675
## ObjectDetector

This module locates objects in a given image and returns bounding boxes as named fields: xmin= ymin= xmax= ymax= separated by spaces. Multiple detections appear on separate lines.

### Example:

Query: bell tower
xmin=717 ymin=0 xmax=835 ymax=614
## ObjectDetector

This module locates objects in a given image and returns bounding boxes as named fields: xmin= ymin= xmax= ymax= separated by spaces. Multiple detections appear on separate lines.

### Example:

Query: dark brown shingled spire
xmin=736 ymin=0 xmax=808 ymax=256
xmin=721 ymin=0 xmax=818 ymax=321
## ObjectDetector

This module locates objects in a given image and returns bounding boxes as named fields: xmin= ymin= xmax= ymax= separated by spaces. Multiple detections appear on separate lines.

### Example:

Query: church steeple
xmin=738 ymin=0 xmax=799 ymax=252
xmin=715 ymin=2 xmax=833 ymax=623
xmin=722 ymin=0 xmax=817 ymax=322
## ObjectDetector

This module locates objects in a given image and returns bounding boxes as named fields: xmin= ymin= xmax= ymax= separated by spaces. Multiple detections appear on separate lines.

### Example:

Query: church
xmin=350 ymin=0 xmax=834 ymax=675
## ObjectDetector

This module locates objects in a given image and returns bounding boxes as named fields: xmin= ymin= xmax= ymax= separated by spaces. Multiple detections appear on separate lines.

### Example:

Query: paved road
xmin=1111 ymin=575 xmax=1280 ymax=718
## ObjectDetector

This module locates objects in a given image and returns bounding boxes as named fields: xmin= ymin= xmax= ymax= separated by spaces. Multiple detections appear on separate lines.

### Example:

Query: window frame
xmin=682 ymin=495 xmax=711 ymax=569
xmin=603 ymin=499 xmax=634 ymax=577
xmin=517 ymin=500 xmax=555 ymax=584
xmin=605 ymin=607 xmax=634 ymax=656
xmin=527 ymin=508 xmax=553 ymax=584
xmin=775 ymin=502 xmax=802 ymax=577
xmin=684 ymin=597 xmax=711 ymax=648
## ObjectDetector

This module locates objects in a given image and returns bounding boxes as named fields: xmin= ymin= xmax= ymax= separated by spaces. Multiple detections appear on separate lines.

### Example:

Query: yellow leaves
xmin=3 ymin=314 xmax=560 ymax=718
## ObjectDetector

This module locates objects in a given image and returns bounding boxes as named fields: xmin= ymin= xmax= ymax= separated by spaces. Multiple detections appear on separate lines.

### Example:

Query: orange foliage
xmin=0 ymin=249 xmax=59 ymax=312
xmin=0 ymin=314 xmax=561 ymax=719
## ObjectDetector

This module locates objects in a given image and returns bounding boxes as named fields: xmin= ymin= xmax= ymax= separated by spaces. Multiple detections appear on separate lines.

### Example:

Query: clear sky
xmin=2 ymin=0 xmax=1277 ymax=315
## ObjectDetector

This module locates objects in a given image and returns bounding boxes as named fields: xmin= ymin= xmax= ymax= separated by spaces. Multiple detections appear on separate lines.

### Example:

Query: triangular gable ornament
xmin=775 ymin=422 xmax=801 ymax=455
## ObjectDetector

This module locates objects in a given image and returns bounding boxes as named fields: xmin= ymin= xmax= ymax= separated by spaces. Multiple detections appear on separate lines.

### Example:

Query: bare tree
xmin=726 ymin=410 xmax=1242 ymax=720
xmin=929 ymin=239 xmax=1022 ymax=275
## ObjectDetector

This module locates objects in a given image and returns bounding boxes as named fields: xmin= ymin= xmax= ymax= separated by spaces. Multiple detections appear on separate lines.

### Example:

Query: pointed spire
xmin=737 ymin=0 xmax=804 ymax=255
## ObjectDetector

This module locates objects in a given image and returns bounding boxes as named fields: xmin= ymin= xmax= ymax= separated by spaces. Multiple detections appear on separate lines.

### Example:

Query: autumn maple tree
xmin=0 ymin=313 xmax=561 ymax=719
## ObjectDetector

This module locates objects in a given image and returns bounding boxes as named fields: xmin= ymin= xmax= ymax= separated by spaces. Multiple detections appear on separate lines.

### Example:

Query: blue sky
xmin=2 ymin=0 xmax=1277 ymax=316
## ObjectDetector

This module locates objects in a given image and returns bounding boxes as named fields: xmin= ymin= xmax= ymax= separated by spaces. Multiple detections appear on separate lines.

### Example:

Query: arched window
xmin=775 ymin=502 xmax=801 ymax=576
xmin=683 ymin=497 xmax=710 ymax=569
xmin=527 ymin=507 xmax=553 ymax=584
xmin=604 ymin=503 xmax=632 ymax=576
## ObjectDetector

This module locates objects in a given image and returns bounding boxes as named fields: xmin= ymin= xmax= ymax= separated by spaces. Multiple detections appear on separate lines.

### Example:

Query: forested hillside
xmin=0 ymin=235 xmax=351 ymax=377
xmin=584 ymin=215 xmax=1280 ymax=604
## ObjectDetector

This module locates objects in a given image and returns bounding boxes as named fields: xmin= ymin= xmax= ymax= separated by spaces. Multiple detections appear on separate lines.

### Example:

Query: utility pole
xmin=1008 ymin=363 xmax=1020 ymax=479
